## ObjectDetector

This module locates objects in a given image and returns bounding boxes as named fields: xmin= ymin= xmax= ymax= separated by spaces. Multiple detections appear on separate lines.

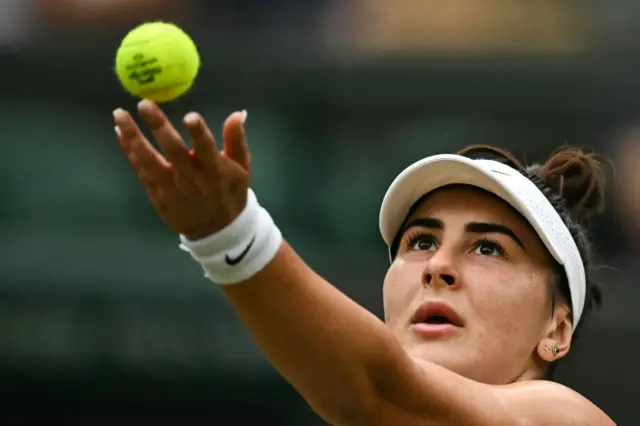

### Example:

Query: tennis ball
xmin=115 ymin=22 xmax=200 ymax=103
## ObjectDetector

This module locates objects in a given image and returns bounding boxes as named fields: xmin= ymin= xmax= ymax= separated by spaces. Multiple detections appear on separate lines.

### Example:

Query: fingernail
xmin=114 ymin=126 xmax=122 ymax=138
xmin=113 ymin=108 xmax=126 ymax=121
xmin=138 ymin=99 xmax=153 ymax=113
xmin=184 ymin=112 xmax=199 ymax=126
xmin=240 ymin=109 xmax=248 ymax=124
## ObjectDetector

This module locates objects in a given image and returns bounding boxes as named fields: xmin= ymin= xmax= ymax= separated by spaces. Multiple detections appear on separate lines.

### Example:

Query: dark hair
xmin=390 ymin=145 xmax=606 ymax=378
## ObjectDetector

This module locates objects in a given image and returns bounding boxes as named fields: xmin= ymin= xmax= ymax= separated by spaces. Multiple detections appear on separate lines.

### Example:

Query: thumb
xmin=222 ymin=110 xmax=250 ymax=171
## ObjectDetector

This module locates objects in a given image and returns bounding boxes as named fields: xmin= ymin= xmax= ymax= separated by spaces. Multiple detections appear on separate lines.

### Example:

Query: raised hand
xmin=114 ymin=100 xmax=250 ymax=240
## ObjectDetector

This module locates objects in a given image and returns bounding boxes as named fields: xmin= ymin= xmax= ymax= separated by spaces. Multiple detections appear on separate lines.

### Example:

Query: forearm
xmin=220 ymin=241 xmax=405 ymax=423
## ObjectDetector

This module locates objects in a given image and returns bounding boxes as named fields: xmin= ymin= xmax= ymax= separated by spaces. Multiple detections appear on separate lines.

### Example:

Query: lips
xmin=411 ymin=301 xmax=464 ymax=328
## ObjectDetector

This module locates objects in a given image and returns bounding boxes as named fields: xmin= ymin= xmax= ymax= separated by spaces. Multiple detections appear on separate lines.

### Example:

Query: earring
xmin=545 ymin=346 xmax=559 ymax=357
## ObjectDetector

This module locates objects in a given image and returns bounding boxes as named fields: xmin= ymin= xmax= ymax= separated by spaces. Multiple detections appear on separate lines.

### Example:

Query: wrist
xmin=179 ymin=189 xmax=282 ymax=284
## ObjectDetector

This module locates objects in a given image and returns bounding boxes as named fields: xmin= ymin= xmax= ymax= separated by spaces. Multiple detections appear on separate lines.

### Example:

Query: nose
xmin=422 ymin=250 xmax=459 ymax=288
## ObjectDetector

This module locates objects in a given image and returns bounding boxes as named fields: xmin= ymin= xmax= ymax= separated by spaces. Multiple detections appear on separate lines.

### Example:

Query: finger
xmin=114 ymin=125 xmax=170 ymax=188
xmin=113 ymin=108 xmax=169 ymax=171
xmin=184 ymin=112 xmax=219 ymax=166
xmin=222 ymin=110 xmax=250 ymax=171
xmin=137 ymin=99 xmax=191 ymax=168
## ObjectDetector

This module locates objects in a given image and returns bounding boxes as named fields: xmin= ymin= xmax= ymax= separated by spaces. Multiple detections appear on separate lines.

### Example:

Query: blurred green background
xmin=1 ymin=0 xmax=639 ymax=424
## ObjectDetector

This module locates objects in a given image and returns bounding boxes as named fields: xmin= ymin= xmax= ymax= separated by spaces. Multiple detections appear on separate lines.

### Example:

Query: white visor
xmin=379 ymin=154 xmax=586 ymax=331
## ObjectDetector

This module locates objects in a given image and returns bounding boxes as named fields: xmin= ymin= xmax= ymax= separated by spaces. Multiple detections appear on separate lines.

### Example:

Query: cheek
xmin=469 ymin=267 xmax=550 ymax=333
xmin=383 ymin=259 xmax=421 ymax=324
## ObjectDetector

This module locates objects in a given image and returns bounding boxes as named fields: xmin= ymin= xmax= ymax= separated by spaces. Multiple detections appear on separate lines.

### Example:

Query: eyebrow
xmin=403 ymin=217 xmax=525 ymax=250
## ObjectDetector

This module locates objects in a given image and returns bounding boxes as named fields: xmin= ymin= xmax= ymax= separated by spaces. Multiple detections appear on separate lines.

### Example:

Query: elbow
xmin=301 ymin=364 xmax=387 ymax=425
xmin=308 ymin=345 xmax=405 ymax=425
xmin=307 ymin=391 xmax=381 ymax=426
xmin=299 ymin=371 xmax=378 ymax=424
xmin=309 ymin=401 xmax=365 ymax=426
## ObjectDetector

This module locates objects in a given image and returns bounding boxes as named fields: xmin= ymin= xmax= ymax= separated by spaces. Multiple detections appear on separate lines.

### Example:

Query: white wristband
xmin=178 ymin=189 xmax=282 ymax=285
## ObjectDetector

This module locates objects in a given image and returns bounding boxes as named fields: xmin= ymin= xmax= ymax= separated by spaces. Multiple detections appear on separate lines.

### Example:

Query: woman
xmin=113 ymin=100 xmax=615 ymax=425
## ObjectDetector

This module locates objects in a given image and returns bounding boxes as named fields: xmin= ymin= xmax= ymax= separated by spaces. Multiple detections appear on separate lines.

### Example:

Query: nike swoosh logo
xmin=225 ymin=235 xmax=256 ymax=266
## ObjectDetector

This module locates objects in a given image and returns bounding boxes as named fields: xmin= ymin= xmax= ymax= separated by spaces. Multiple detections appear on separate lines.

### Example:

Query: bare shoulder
xmin=498 ymin=380 xmax=615 ymax=426
xmin=361 ymin=357 xmax=614 ymax=426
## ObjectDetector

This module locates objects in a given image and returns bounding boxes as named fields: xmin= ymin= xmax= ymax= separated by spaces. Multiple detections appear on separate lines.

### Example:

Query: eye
xmin=472 ymin=239 xmax=505 ymax=257
xmin=406 ymin=233 xmax=438 ymax=252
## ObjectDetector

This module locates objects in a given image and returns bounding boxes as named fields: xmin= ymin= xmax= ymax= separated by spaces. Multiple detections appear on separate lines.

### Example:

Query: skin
xmin=385 ymin=186 xmax=570 ymax=385
xmin=113 ymin=99 xmax=616 ymax=425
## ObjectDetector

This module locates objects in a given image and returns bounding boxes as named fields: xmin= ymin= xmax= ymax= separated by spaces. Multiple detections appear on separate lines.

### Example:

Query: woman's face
xmin=383 ymin=186 xmax=570 ymax=384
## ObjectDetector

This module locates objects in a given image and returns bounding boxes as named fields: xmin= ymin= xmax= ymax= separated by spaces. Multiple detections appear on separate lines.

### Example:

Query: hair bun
xmin=539 ymin=148 xmax=605 ymax=219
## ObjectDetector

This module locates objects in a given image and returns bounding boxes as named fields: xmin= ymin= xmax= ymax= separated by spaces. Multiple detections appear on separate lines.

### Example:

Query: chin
xmin=403 ymin=338 xmax=488 ymax=381
xmin=406 ymin=342 xmax=524 ymax=385
xmin=406 ymin=340 xmax=467 ymax=369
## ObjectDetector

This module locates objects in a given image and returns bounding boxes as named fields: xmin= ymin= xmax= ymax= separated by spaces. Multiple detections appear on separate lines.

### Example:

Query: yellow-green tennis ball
xmin=115 ymin=22 xmax=200 ymax=103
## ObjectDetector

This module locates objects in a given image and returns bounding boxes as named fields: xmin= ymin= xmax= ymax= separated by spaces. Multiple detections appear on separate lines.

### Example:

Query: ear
xmin=536 ymin=304 xmax=573 ymax=362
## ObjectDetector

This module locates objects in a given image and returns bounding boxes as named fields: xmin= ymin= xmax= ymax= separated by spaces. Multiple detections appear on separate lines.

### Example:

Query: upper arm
xmin=503 ymin=382 xmax=616 ymax=426
xmin=355 ymin=357 xmax=614 ymax=426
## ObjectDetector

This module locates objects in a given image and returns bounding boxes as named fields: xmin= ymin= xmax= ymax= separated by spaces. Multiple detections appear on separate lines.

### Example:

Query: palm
xmin=114 ymin=100 xmax=251 ymax=240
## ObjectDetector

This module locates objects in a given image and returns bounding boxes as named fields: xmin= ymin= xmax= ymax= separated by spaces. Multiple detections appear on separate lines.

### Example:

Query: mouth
xmin=421 ymin=315 xmax=455 ymax=325
xmin=410 ymin=301 xmax=464 ymax=335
